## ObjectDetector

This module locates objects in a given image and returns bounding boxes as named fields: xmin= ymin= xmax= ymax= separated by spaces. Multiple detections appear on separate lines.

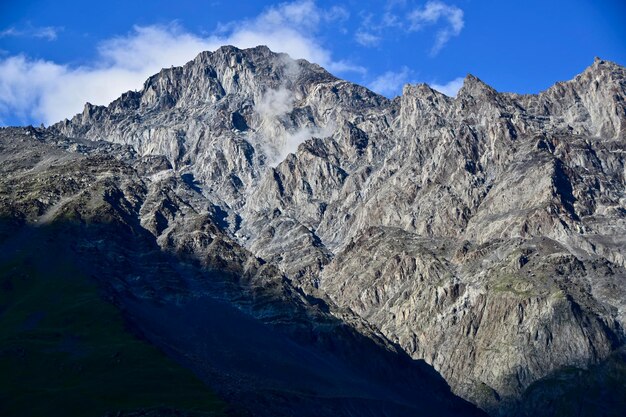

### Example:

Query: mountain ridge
xmin=2 ymin=45 xmax=625 ymax=416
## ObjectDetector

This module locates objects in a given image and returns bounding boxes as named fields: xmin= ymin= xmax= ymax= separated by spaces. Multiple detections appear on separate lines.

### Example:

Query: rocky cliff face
xmin=7 ymin=46 xmax=625 ymax=415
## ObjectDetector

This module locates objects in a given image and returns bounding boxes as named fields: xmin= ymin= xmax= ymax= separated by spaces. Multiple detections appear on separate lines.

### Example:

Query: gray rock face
xmin=28 ymin=46 xmax=626 ymax=415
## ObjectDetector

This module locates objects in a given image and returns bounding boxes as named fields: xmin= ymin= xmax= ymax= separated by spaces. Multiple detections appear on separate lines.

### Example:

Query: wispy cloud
xmin=0 ymin=24 xmax=61 ymax=41
xmin=355 ymin=31 xmax=381 ymax=47
xmin=255 ymin=84 xmax=335 ymax=165
xmin=354 ymin=11 xmax=404 ymax=47
xmin=325 ymin=5 xmax=351 ymax=23
xmin=0 ymin=1 xmax=363 ymax=126
xmin=431 ymin=76 xmax=464 ymax=97
xmin=368 ymin=67 xmax=412 ymax=97
xmin=408 ymin=1 xmax=464 ymax=55
xmin=215 ymin=1 xmax=362 ymax=74
xmin=354 ymin=1 xmax=463 ymax=54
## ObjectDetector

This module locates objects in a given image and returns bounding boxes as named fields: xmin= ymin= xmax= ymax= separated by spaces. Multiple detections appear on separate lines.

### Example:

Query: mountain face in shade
xmin=2 ymin=46 xmax=625 ymax=416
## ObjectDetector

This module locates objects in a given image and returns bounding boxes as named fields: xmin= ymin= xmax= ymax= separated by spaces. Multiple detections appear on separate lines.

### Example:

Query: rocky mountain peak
xmin=457 ymin=73 xmax=498 ymax=98
xmin=530 ymin=57 xmax=626 ymax=140
xmin=562 ymin=57 xmax=626 ymax=93
xmin=588 ymin=55 xmax=623 ymax=73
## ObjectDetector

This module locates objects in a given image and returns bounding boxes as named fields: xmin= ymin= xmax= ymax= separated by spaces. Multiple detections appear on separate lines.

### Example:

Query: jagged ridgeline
xmin=1 ymin=45 xmax=625 ymax=416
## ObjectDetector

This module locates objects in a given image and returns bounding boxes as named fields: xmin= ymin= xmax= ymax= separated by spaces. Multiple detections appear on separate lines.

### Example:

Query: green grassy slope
xmin=0 ymin=234 xmax=229 ymax=417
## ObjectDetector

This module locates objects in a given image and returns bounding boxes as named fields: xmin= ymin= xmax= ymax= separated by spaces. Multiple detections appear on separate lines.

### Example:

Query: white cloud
xmin=0 ymin=24 xmax=61 ymax=41
xmin=256 ymin=86 xmax=295 ymax=120
xmin=381 ymin=12 xmax=403 ymax=29
xmin=408 ymin=1 xmax=464 ymax=54
xmin=430 ymin=76 xmax=464 ymax=97
xmin=355 ymin=31 xmax=381 ymax=47
xmin=354 ymin=10 xmax=404 ymax=48
xmin=248 ymin=0 xmax=321 ymax=32
xmin=0 ymin=25 xmax=216 ymax=125
xmin=211 ymin=1 xmax=362 ymax=74
xmin=277 ymin=123 xmax=335 ymax=163
xmin=354 ymin=2 xmax=463 ymax=54
xmin=0 ymin=55 xmax=66 ymax=124
xmin=254 ymin=85 xmax=336 ymax=165
xmin=368 ymin=67 xmax=412 ymax=97
xmin=324 ymin=5 xmax=351 ymax=23
xmin=0 ymin=1 xmax=362 ymax=126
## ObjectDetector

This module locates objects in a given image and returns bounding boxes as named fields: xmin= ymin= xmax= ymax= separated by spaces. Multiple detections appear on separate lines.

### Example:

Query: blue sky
xmin=1 ymin=0 xmax=625 ymax=126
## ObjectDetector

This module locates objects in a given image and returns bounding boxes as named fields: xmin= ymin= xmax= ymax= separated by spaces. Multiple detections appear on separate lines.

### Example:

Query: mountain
xmin=0 ymin=127 xmax=484 ymax=417
xmin=1 ymin=45 xmax=625 ymax=416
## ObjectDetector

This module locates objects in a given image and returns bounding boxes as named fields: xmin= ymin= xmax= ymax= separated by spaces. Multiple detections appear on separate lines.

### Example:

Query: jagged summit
xmin=589 ymin=55 xmax=623 ymax=71
xmin=56 ymin=47 xmax=625 ymax=140
xmin=456 ymin=73 xmax=498 ymax=98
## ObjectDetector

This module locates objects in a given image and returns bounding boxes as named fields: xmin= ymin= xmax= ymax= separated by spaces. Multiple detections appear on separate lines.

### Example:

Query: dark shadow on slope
xmin=181 ymin=173 xmax=203 ymax=193
xmin=515 ymin=346 xmax=626 ymax=417
xmin=0 ymin=220 xmax=232 ymax=417
xmin=0 ymin=216 xmax=486 ymax=417
xmin=553 ymin=159 xmax=580 ymax=221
